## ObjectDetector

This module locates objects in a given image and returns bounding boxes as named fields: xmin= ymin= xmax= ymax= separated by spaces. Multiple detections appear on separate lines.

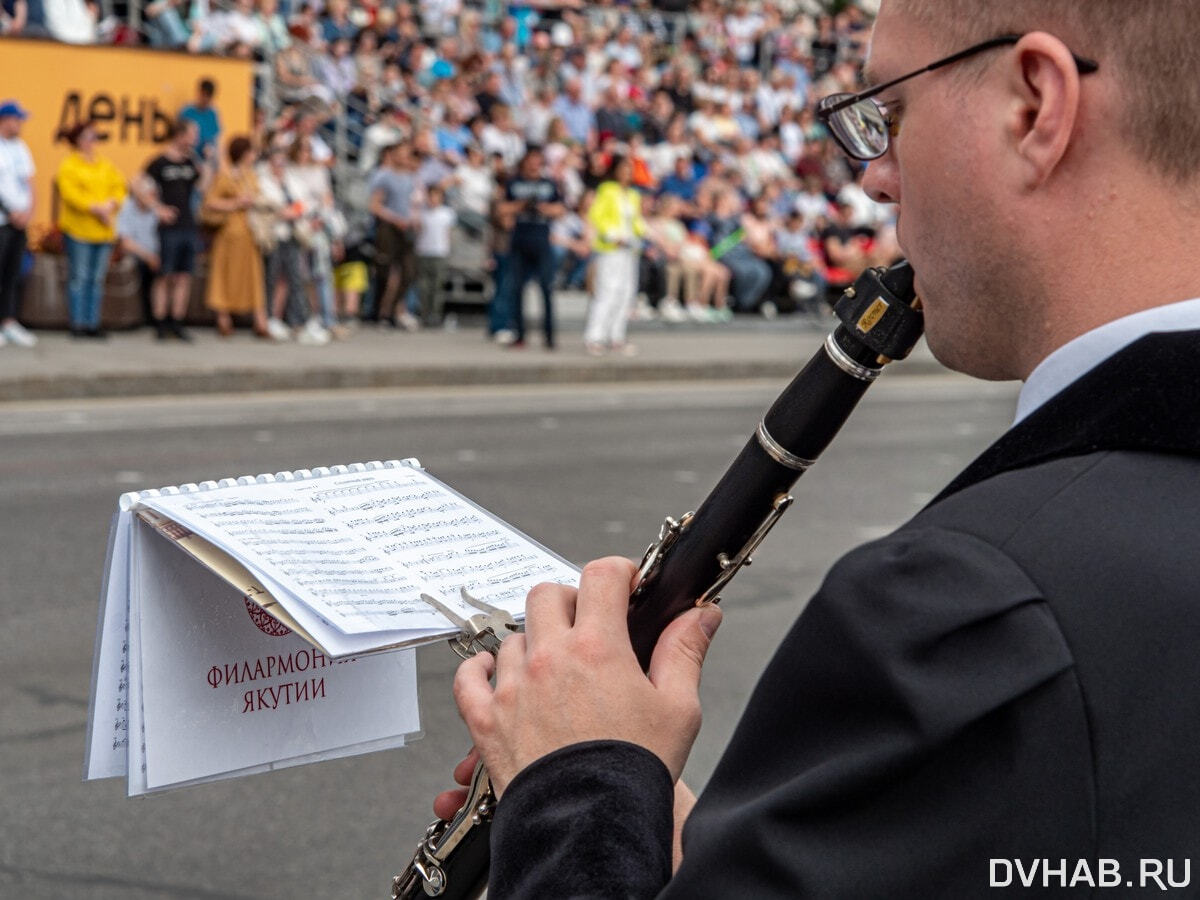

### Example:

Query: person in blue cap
xmin=0 ymin=99 xmax=38 ymax=348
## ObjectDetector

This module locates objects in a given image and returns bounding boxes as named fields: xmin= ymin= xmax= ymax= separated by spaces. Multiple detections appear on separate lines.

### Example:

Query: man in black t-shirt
xmin=143 ymin=118 xmax=207 ymax=340
xmin=493 ymin=147 xmax=564 ymax=348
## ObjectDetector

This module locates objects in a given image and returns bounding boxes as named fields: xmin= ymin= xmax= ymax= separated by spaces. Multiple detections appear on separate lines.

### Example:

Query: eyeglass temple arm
xmin=821 ymin=33 xmax=1098 ymax=117
xmin=935 ymin=33 xmax=1098 ymax=75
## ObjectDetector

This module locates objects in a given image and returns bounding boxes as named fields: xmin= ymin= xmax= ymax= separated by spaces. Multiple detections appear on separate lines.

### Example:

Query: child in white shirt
xmin=414 ymin=185 xmax=458 ymax=325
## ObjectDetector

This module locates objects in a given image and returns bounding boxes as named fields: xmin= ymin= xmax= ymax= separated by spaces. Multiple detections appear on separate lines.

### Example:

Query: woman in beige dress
xmin=203 ymin=135 xmax=268 ymax=336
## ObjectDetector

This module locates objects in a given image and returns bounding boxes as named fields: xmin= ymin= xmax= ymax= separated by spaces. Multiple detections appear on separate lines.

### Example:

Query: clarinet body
xmin=393 ymin=261 xmax=924 ymax=898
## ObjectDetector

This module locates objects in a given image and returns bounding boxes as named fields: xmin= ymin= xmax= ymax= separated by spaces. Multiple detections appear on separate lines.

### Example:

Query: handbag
xmin=200 ymin=170 xmax=246 ymax=230
xmin=292 ymin=213 xmax=317 ymax=248
xmin=198 ymin=200 xmax=229 ymax=230
xmin=247 ymin=207 xmax=278 ymax=252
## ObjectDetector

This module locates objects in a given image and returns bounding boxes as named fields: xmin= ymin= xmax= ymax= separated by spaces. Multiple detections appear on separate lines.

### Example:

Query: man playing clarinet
xmin=441 ymin=1 xmax=1200 ymax=895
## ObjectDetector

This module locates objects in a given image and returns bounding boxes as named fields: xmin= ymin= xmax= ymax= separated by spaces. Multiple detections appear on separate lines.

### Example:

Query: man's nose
xmin=862 ymin=155 xmax=899 ymax=205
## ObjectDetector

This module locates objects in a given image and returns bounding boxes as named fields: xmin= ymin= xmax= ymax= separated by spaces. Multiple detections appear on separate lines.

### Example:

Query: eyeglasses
xmin=816 ymin=34 xmax=1099 ymax=161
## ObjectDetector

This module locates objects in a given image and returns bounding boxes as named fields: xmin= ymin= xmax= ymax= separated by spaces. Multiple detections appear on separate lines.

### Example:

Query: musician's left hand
xmin=453 ymin=556 xmax=722 ymax=796
xmin=431 ymin=747 xmax=481 ymax=821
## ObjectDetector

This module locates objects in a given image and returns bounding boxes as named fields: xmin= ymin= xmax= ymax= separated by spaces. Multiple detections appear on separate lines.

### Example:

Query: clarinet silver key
xmin=392 ymin=758 xmax=495 ymax=899
xmin=420 ymin=588 xmax=519 ymax=660
xmin=393 ymin=590 xmax=517 ymax=899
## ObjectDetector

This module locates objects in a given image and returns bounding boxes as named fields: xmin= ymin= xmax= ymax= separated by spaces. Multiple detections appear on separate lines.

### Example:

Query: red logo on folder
xmin=244 ymin=595 xmax=292 ymax=637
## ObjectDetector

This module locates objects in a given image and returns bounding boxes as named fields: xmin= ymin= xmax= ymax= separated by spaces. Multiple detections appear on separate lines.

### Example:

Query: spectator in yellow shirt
xmin=583 ymin=156 xmax=646 ymax=355
xmin=55 ymin=120 xmax=126 ymax=337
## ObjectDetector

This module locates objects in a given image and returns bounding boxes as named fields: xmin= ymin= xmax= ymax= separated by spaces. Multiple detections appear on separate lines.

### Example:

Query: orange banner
xmin=0 ymin=38 xmax=253 ymax=243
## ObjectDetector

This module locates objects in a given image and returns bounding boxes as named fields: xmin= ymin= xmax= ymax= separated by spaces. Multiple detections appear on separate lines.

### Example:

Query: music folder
xmin=83 ymin=459 xmax=580 ymax=795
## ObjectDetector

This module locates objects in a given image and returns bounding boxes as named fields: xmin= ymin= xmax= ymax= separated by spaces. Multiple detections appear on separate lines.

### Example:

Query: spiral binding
xmin=117 ymin=458 xmax=424 ymax=511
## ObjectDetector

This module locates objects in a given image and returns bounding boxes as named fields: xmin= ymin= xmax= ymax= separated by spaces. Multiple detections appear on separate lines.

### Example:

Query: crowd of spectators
xmin=0 ymin=0 xmax=902 ymax=352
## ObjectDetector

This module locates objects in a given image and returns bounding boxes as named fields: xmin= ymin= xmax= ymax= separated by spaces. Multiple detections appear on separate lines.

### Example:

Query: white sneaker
xmin=297 ymin=318 xmax=331 ymax=345
xmin=266 ymin=318 xmax=291 ymax=341
xmin=687 ymin=304 xmax=711 ymax=323
xmin=1 ymin=321 xmax=37 ymax=347
xmin=396 ymin=310 xmax=421 ymax=332
xmin=494 ymin=329 xmax=517 ymax=346
xmin=759 ymin=300 xmax=779 ymax=320
xmin=0 ymin=331 xmax=7 ymax=347
xmin=659 ymin=297 xmax=688 ymax=323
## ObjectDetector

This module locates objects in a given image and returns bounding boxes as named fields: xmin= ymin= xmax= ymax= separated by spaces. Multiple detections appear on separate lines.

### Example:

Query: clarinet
xmin=393 ymin=261 xmax=924 ymax=899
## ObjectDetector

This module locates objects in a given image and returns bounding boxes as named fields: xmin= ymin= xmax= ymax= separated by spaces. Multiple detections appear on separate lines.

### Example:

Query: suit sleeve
xmin=665 ymin=526 xmax=1094 ymax=899
xmin=490 ymin=740 xmax=674 ymax=899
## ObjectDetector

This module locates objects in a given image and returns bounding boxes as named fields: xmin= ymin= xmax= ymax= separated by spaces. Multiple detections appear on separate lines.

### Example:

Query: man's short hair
xmin=895 ymin=0 xmax=1200 ymax=182
xmin=199 ymin=78 xmax=216 ymax=97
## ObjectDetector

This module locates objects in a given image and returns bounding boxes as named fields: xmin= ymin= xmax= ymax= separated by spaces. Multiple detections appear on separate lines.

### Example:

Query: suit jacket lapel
xmin=930 ymin=330 xmax=1200 ymax=506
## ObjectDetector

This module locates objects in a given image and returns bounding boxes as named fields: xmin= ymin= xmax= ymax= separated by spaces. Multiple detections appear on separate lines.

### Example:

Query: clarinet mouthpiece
xmin=880 ymin=258 xmax=915 ymax=299
xmin=834 ymin=260 xmax=924 ymax=362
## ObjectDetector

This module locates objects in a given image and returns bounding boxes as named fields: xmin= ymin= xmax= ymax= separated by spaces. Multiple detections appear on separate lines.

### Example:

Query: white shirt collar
xmin=1014 ymin=298 xmax=1200 ymax=425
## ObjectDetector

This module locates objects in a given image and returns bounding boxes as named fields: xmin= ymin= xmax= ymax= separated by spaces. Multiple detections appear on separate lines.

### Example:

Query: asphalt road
xmin=0 ymin=375 xmax=1019 ymax=899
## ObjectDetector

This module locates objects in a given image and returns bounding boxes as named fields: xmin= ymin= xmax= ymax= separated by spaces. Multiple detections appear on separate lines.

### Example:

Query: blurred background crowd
xmin=0 ymin=0 xmax=900 ymax=352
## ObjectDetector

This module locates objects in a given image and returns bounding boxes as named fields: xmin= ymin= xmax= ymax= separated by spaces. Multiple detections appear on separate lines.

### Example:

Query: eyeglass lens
xmin=824 ymin=94 xmax=889 ymax=160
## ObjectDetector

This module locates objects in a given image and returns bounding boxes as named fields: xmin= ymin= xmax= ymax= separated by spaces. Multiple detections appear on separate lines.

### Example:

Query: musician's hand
xmin=431 ymin=747 xmax=480 ymax=820
xmin=454 ymin=557 xmax=722 ymax=796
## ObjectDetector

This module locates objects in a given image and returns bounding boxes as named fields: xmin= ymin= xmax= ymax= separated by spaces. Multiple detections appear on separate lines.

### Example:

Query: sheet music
xmin=83 ymin=510 xmax=132 ymax=780
xmin=126 ymin=520 xmax=149 ymax=796
xmin=140 ymin=466 xmax=578 ymax=636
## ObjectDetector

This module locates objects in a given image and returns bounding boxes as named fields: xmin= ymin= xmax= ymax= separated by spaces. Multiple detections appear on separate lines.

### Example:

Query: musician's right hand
xmin=453 ymin=557 xmax=722 ymax=797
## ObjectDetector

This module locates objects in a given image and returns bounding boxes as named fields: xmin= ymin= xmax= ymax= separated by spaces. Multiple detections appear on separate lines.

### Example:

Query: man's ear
xmin=1006 ymin=31 xmax=1083 ymax=189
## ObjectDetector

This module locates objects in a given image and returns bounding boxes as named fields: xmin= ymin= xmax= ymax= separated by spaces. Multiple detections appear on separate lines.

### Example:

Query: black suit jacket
xmin=490 ymin=330 xmax=1200 ymax=898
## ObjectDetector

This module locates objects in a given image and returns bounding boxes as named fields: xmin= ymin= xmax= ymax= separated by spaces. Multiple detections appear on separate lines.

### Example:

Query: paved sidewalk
xmin=0 ymin=299 xmax=944 ymax=402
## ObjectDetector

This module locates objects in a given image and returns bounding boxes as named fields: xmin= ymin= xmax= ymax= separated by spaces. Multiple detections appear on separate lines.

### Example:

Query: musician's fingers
xmin=453 ymin=747 xmax=481 ymax=786
xmin=572 ymin=557 xmax=638 ymax=635
xmin=493 ymin=631 xmax=526 ymax=693
xmin=453 ymin=651 xmax=496 ymax=727
xmin=523 ymin=580 xmax=575 ymax=647
xmin=433 ymin=787 xmax=468 ymax=821
xmin=647 ymin=604 xmax=722 ymax=703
